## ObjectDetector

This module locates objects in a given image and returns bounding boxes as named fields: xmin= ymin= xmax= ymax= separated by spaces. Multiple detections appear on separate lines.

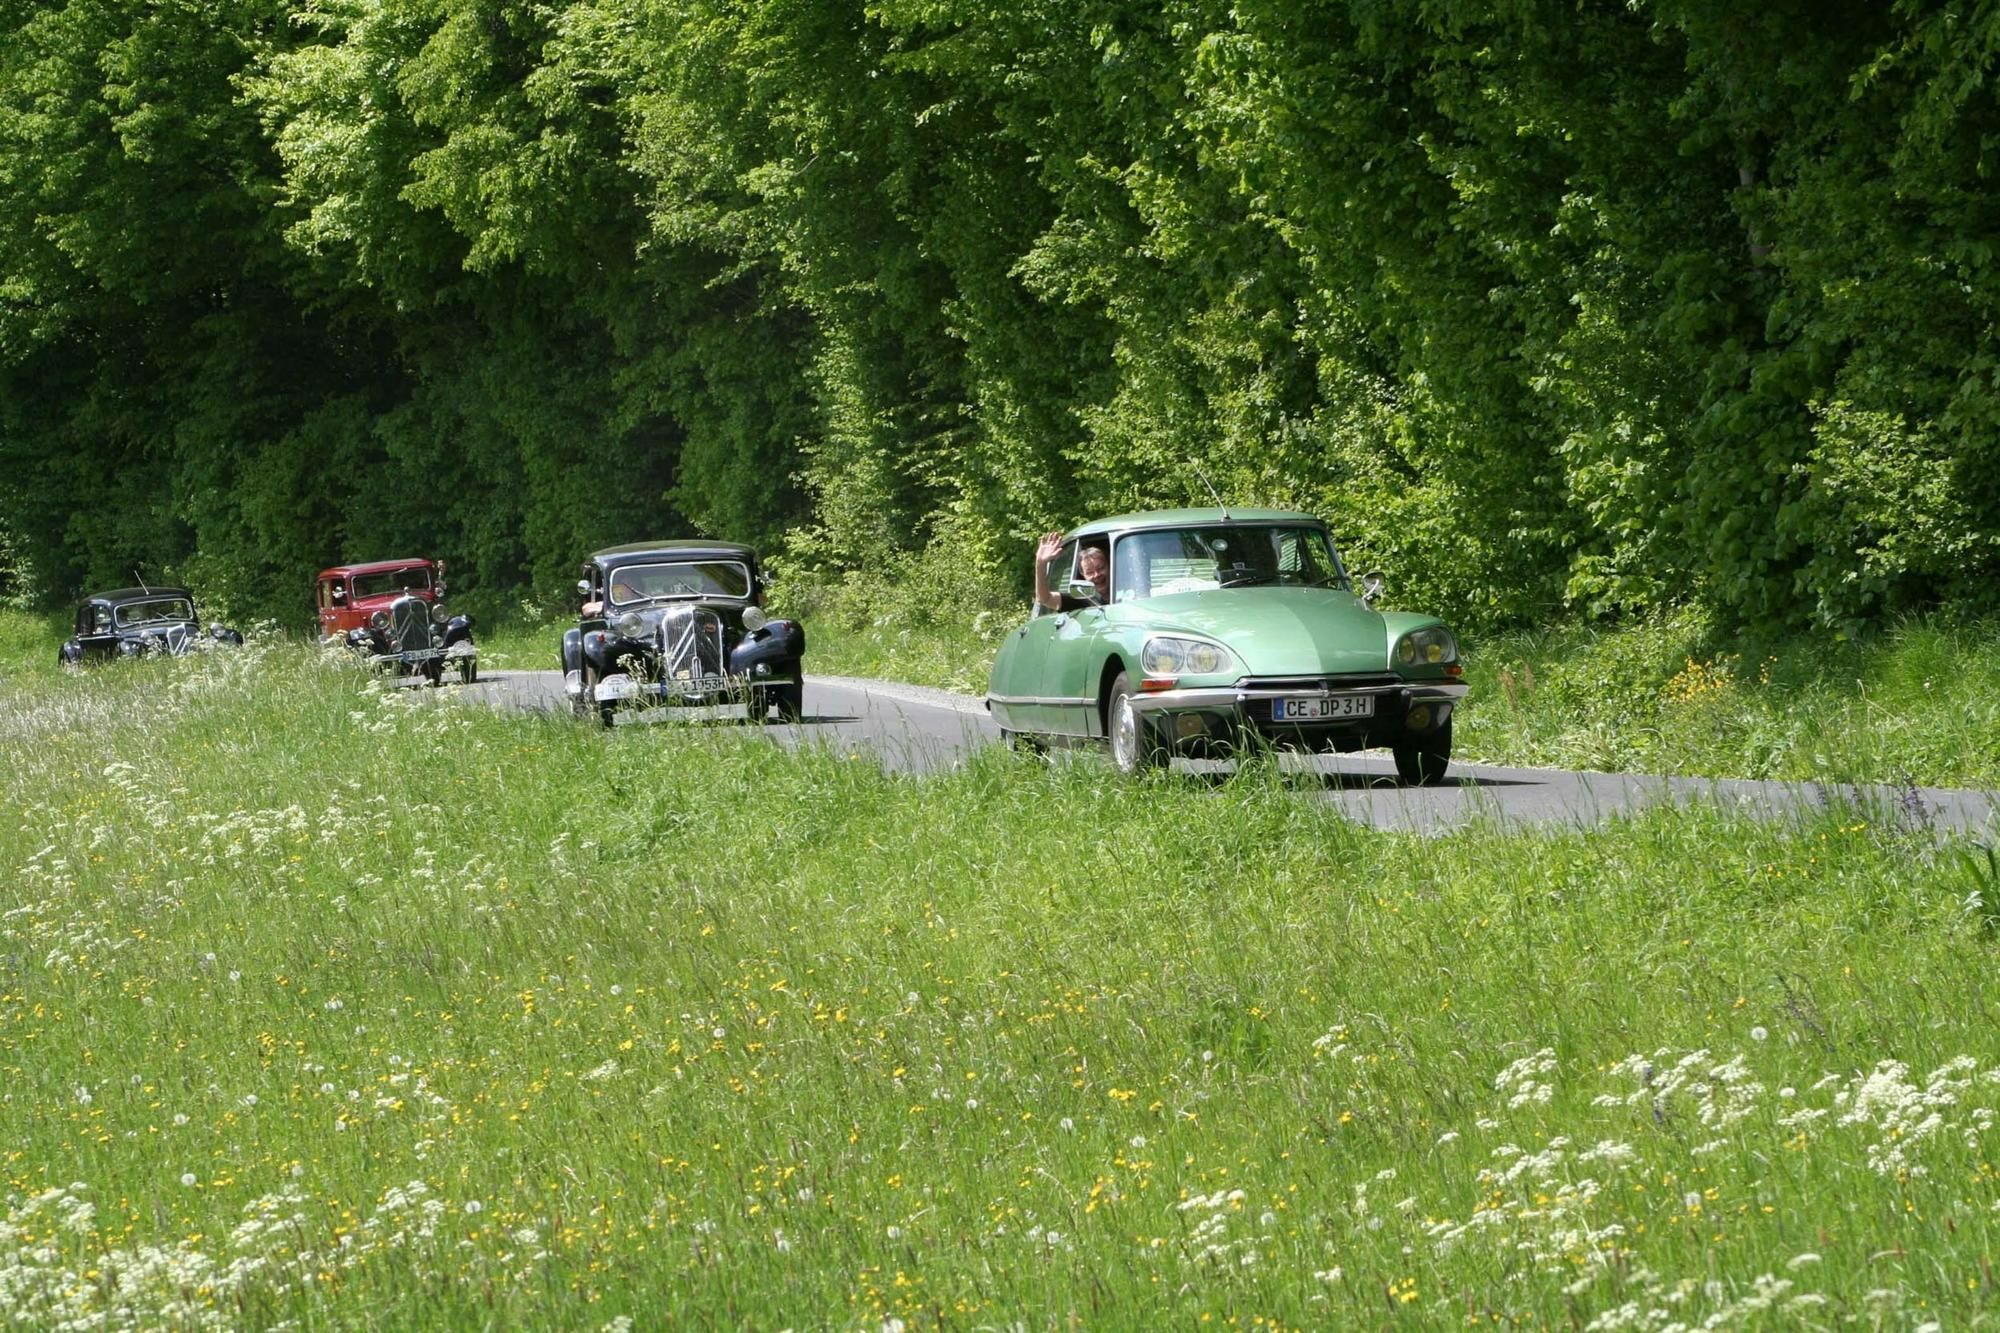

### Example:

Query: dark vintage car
xmin=562 ymin=540 xmax=805 ymax=726
xmin=59 ymin=587 xmax=243 ymax=665
xmin=317 ymin=558 xmax=476 ymax=685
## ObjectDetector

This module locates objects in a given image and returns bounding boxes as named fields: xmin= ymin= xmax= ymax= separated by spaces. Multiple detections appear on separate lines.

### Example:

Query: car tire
xmin=422 ymin=660 xmax=445 ymax=687
xmin=457 ymin=658 xmax=476 ymax=685
xmin=1106 ymin=672 xmax=1163 ymax=775
xmin=574 ymin=665 xmax=607 ymax=724
xmin=1392 ymin=718 xmax=1453 ymax=786
xmin=772 ymin=681 xmax=804 ymax=723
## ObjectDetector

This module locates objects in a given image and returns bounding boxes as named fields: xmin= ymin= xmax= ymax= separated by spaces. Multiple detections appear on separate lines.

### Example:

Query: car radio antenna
xmin=1191 ymin=464 xmax=1231 ymax=521
xmin=134 ymin=570 xmax=151 ymax=595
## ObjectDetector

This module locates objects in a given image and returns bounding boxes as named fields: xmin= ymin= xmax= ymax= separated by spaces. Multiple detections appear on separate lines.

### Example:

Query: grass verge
xmin=1 ymin=643 xmax=1997 ymax=1327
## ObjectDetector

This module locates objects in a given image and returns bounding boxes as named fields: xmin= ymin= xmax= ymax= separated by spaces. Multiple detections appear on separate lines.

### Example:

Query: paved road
xmin=449 ymin=670 xmax=2000 ymax=837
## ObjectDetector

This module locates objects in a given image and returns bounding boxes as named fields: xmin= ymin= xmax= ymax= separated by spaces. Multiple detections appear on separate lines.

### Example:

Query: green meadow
xmin=1 ymin=633 xmax=1996 ymax=1328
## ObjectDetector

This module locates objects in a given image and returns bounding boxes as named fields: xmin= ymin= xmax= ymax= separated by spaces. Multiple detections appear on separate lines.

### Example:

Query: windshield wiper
xmin=1219 ymin=571 xmax=1278 ymax=588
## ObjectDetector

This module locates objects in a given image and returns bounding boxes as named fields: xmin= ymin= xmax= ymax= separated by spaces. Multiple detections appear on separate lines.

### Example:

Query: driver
xmin=1033 ymin=532 xmax=1109 ymax=611
xmin=582 ymin=568 xmax=644 ymax=618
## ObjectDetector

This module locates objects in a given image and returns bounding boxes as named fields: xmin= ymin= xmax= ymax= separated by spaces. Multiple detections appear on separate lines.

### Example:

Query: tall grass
xmin=1456 ymin=608 xmax=2000 ymax=787
xmin=2 ymin=642 xmax=1996 ymax=1327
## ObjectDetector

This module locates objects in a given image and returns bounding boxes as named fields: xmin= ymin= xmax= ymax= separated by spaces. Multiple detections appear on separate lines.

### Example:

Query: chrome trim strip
xmin=986 ymin=693 xmax=1095 ymax=708
xmin=1126 ymin=681 xmax=1469 ymax=711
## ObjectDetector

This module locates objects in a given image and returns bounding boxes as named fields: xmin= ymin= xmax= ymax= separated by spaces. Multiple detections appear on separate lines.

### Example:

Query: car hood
xmin=1120 ymin=588 xmax=1390 ymax=676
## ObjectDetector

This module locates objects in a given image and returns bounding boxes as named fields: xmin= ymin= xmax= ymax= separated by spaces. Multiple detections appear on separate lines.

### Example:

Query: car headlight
xmin=1394 ymin=626 xmax=1458 ymax=668
xmin=369 ymin=610 xmax=389 ymax=631
xmin=741 ymin=605 xmax=769 ymax=632
xmin=431 ymin=603 xmax=450 ymax=625
xmin=1140 ymin=635 xmax=1232 ymax=678
xmin=612 ymin=610 xmax=645 ymax=638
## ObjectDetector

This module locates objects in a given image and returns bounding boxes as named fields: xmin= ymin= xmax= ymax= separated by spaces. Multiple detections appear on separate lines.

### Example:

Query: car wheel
xmin=1106 ymin=673 xmax=1163 ymax=775
xmin=422 ymin=660 xmax=445 ymax=687
xmin=457 ymin=658 xmax=476 ymax=685
xmin=573 ymin=666 xmax=600 ymax=721
xmin=772 ymin=681 xmax=804 ymax=722
xmin=1392 ymin=718 xmax=1453 ymax=786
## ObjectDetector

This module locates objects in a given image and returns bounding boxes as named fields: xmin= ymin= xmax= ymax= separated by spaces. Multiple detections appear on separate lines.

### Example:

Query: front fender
xmin=582 ymin=630 xmax=634 ymax=675
xmin=443 ymin=616 xmax=474 ymax=649
xmin=58 ymin=640 xmax=84 ymax=666
xmin=561 ymin=627 xmax=584 ymax=675
xmin=728 ymin=620 xmax=805 ymax=676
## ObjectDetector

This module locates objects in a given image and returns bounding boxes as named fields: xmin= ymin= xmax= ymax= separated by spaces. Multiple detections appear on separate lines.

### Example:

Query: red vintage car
xmin=316 ymin=558 xmax=477 ymax=684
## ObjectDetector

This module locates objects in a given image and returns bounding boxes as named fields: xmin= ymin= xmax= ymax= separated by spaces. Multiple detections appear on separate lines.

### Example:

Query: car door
xmin=317 ymin=577 xmax=343 ymax=637
xmin=988 ymin=539 xmax=1075 ymax=734
xmin=1035 ymin=539 xmax=1119 ymax=738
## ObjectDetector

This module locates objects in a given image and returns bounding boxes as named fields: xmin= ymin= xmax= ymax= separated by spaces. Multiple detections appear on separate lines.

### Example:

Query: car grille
xmin=389 ymin=595 xmax=433 ymax=654
xmin=658 ymin=607 xmax=725 ymax=685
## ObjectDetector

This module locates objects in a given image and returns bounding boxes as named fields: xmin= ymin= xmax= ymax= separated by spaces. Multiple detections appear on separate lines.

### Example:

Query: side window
xmin=1276 ymin=532 xmax=1302 ymax=574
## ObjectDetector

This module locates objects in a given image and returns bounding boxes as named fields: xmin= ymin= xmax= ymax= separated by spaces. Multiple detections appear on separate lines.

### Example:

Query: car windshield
xmin=1110 ymin=525 xmax=1348 ymax=601
xmin=607 ymin=561 xmax=752 ymax=604
xmin=352 ymin=568 xmax=431 ymax=598
xmin=115 ymin=597 xmax=195 ymax=627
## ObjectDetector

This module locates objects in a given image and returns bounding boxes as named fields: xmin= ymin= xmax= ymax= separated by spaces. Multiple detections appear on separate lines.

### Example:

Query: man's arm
xmin=1032 ymin=531 xmax=1064 ymax=611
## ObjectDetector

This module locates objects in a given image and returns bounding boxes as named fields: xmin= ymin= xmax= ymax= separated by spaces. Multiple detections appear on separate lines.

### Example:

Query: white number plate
xmin=1273 ymin=694 xmax=1374 ymax=722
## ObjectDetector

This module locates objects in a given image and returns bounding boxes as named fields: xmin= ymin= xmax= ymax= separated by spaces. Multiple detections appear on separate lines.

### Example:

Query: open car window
xmin=114 ymin=598 xmax=195 ymax=627
xmin=607 ymin=561 xmax=753 ymax=604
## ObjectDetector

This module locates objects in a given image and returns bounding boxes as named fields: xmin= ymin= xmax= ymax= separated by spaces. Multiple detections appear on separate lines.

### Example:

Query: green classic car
xmin=986 ymin=509 xmax=1468 ymax=781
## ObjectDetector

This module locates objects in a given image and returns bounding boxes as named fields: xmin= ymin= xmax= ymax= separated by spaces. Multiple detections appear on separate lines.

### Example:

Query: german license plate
xmin=1273 ymin=694 xmax=1373 ymax=722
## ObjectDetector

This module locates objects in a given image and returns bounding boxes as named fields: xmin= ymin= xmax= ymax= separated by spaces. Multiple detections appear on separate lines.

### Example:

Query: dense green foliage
xmin=5 ymin=1 xmax=2000 ymax=632
xmin=3 ymin=645 xmax=1998 ymax=1326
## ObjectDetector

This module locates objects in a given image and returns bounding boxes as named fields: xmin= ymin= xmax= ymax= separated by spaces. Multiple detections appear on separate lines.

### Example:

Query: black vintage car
xmin=59 ymin=587 xmax=243 ymax=665
xmin=561 ymin=540 xmax=805 ymax=726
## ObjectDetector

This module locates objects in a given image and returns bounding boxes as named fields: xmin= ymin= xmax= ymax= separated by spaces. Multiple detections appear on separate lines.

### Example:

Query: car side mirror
xmin=1065 ymin=578 xmax=1102 ymax=605
xmin=1359 ymin=570 xmax=1385 ymax=605
xmin=576 ymin=579 xmax=592 ymax=599
xmin=330 ymin=586 xmax=345 ymax=602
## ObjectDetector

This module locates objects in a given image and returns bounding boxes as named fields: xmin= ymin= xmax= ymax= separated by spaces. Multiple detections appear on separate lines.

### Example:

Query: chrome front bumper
xmin=1124 ymin=680 xmax=1469 ymax=713
xmin=575 ymin=670 xmax=795 ymax=706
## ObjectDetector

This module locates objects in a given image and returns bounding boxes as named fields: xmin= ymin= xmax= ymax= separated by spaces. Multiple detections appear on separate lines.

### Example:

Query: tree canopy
xmin=3 ymin=0 xmax=1996 ymax=631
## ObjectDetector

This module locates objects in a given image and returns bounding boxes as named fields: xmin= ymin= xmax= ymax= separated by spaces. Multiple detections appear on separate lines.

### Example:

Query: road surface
xmin=445 ymin=669 xmax=2000 ymax=837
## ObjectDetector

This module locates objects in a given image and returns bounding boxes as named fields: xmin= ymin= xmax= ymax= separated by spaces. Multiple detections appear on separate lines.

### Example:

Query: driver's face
xmin=1079 ymin=547 xmax=1109 ymax=598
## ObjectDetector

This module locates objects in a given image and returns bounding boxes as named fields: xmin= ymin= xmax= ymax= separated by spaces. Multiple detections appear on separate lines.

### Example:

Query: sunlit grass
xmin=2 ymin=642 xmax=1997 ymax=1327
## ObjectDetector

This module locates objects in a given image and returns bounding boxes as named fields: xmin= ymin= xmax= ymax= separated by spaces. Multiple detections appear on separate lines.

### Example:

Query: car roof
xmin=320 ymin=558 xmax=435 ymax=579
xmin=1067 ymin=508 xmax=1323 ymax=540
xmin=589 ymin=540 xmax=758 ymax=563
xmin=86 ymin=586 xmax=196 ymax=605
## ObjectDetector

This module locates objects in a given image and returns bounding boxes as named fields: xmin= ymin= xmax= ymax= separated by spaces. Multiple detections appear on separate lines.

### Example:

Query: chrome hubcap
xmin=1112 ymin=695 xmax=1137 ymax=770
